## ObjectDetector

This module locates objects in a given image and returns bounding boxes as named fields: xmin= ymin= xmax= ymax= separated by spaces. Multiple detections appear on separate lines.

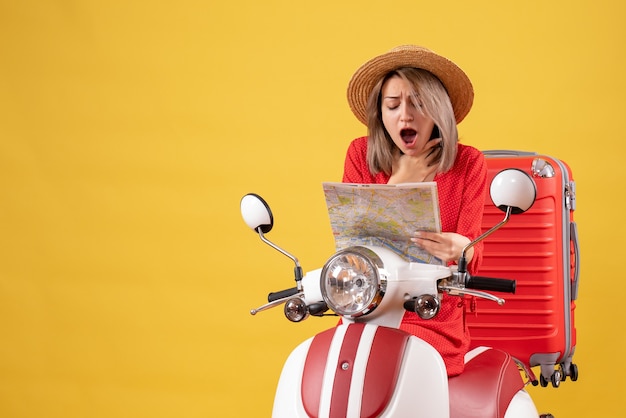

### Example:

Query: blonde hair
xmin=365 ymin=67 xmax=458 ymax=176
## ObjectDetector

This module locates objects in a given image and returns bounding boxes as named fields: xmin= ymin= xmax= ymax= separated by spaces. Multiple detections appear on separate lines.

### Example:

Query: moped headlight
xmin=320 ymin=246 xmax=386 ymax=317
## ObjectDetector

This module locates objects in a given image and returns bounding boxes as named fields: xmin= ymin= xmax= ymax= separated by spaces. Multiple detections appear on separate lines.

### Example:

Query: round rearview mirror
xmin=240 ymin=194 xmax=274 ymax=233
xmin=490 ymin=169 xmax=537 ymax=214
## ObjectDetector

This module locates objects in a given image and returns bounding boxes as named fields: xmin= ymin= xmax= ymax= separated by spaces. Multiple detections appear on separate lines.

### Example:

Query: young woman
xmin=342 ymin=45 xmax=487 ymax=377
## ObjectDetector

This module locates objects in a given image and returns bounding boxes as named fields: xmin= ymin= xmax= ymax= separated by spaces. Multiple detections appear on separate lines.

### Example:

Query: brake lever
xmin=438 ymin=285 xmax=505 ymax=306
xmin=250 ymin=292 xmax=305 ymax=315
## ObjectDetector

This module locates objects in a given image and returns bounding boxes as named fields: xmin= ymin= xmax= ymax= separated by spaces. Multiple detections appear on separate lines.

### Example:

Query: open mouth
xmin=400 ymin=128 xmax=417 ymax=145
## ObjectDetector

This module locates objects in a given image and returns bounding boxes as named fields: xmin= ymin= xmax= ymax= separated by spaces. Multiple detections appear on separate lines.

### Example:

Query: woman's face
xmin=380 ymin=75 xmax=435 ymax=156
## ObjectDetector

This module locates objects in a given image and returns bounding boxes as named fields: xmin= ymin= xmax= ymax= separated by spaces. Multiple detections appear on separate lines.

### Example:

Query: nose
xmin=400 ymin=102 xmax=413 ymax=122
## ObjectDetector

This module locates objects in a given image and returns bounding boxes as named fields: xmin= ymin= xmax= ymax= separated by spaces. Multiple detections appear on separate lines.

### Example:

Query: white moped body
xmin=271 ymin=258 xmax=539 ymax=418
xmin=274 ymin=323 xmax=449 ymax=417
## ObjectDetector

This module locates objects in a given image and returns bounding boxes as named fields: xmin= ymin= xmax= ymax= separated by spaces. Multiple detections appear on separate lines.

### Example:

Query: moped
xmin=241 ymin=169 xmax=554 ymax=418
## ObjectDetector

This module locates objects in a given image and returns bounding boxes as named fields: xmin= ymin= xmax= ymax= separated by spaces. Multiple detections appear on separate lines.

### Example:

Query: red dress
xmin=342 ymin=136 xmax=487 ymax=376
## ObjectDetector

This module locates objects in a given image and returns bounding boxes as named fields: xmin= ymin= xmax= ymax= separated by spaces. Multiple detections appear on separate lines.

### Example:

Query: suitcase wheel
xmin=538 ymin=362 xmax=579 ymax=388
xmin=539 ymin=369 xmax=562 ymax=388
xmin=559 ymin=361 xmax=579 ymax=382
xmin=567 ymin=363 xmax=579 ymax=381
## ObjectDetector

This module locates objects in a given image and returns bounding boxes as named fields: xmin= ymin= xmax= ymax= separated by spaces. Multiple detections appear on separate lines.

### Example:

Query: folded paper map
xmin=322 ymin=182 xmax=443 ymax=264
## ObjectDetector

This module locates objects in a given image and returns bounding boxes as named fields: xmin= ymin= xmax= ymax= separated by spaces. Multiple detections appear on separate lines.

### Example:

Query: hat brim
xmin=347 ymin=45 xmax=474 ymax=125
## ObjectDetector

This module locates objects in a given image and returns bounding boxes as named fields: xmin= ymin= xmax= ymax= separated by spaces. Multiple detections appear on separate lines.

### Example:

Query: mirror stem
xmin=458 ymin=206 xmax=513 ymax=275
xmin=258 ymin=229 xmax=303 ymax=291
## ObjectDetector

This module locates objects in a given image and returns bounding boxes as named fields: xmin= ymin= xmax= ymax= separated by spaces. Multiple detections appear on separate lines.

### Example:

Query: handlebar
xmin=466 ymin=276 xmax=516 ymax=294
xmin=268 ymin=287 xmax=299 ymax=302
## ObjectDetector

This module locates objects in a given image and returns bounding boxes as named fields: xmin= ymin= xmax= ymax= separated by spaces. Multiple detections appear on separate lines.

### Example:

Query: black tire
xmin=570 ymin=363 xmax=579 ymax=381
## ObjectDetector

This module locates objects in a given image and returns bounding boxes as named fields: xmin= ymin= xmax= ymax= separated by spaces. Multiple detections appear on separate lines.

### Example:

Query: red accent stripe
xmin=301 ymin=327 xmax=336 ymax=418
xmin=329 ymin=323 xmax=366 ymax=418
xmin=361 ymin=327 xmax=410 ymax=418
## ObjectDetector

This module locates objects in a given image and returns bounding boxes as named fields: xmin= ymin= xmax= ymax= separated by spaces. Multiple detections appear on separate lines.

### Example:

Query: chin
xmin=401 ymin=147 xmax=420 ymax=156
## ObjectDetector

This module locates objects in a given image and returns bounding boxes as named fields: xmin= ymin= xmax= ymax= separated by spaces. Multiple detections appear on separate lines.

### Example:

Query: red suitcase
xmin=466 ymin=150 xmax=580 ymax=388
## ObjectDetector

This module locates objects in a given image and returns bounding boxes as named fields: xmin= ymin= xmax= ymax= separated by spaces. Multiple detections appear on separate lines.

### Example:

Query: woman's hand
xmin=411 ymin=231 xmax=474 ymax=264
xmin=388 ymin=139 xmax=442 ymax=184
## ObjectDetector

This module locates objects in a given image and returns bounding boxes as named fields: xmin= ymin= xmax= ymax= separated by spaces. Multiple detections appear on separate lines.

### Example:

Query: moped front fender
xmin=272 ymin=323 xmax=449 ymax=418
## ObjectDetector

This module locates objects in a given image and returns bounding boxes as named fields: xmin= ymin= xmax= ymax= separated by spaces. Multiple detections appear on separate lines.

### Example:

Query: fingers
xmin=424 ymin=138 xmax=442 ymax=152
xmin=411 ymin=233 xmax=445 ymax=262
xmin=411 ymin=231 xmax=435 ymax=241
xmin=411 ymin=231 xmax=455 ymax=263
xmin=411 ymin=232 xmax=473 ymax=264
xmin=426 ymin=147 xmax=442 ymax=167
xmin=425 ymin=139 xmax=443 ymax=166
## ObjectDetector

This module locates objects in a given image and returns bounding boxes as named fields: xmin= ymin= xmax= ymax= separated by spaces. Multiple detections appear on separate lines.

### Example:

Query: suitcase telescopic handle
xmin=571 ymin=221 xmax=580 ymax=300
xmin=482 ymin=150 xmax=538 ymax=157
xmin=466 ymin=276 xmax=516 ymax=294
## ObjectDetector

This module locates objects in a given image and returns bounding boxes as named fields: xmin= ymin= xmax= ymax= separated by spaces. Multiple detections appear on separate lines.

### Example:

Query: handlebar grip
xmin=466 ymin=276 xmax=516 ymax=294
xmin=267 ymin=287 xmax=299 ymax=302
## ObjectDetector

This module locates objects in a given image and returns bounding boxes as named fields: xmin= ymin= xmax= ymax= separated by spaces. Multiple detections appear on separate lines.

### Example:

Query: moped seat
xmin=448 ymin=348 xmax=525 ymax=418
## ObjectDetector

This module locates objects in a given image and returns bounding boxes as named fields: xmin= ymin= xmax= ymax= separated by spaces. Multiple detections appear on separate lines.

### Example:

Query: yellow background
xmin=1 ymin=0 xmax=623 ymax=416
